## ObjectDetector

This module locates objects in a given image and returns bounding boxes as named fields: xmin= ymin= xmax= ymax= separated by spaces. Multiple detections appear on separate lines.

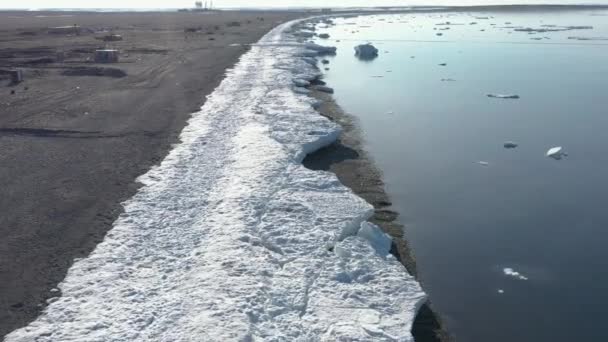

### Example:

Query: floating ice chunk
xmin=503 ymin=141 xmax=518 ymax=149
xmin=354 ymin=43 xmax=379 ymax=60
xmin=546 ymin=146 xmax=567 ymax=160
xmin=497 ymin=289 xmax=505 ymax=294
xmin=357 ymin=222 xmax=392 ymax=256
xmin=476 ymin=161 xmax=490 ymax=166
xmin=487 ymin=93 xmax=520 ymax=99
xmin=503 ymin=267 xmax=528 ymax=280
xmin=293 ymin=78 xmax=310 ymax=87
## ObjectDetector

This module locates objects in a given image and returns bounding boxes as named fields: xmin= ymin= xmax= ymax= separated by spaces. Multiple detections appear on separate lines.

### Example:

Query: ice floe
xmin=546 ymin=146 xmax=567 ymax=160
xmin=5 ymin=18 xmax=425 ymax=342
xmin=503 ymin=268 xmax=528 ymax=280
xmin=487 ymin=93 xmax=520 ymax=99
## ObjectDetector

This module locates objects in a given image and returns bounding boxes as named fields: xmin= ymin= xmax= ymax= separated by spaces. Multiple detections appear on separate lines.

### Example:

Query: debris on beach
xmin=487 ymin=94 xmax=520 ymax=99
xmin=546 ymin=146 xmax=567 ymax=160
xmin=354 ymin=43 xmax=379 ymax=60
xmin=503 ymin=141 xmax=518 ymax=149
xmin=94 ymin=49 xmax=119 ymax=63
xmin=503 ymin=268 xmax=528 ymax=280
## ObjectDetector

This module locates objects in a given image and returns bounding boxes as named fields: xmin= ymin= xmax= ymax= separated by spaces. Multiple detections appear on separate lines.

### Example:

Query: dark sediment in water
xmin=303 ymin=91 xmax=451 ymax=342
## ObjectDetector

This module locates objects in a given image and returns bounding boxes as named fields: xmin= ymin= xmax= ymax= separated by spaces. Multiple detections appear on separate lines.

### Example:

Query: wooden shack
xmin=94 ymin=50 xmax=119 ymax=63
xmin=0 ymin=69 xmax=23 ymax=84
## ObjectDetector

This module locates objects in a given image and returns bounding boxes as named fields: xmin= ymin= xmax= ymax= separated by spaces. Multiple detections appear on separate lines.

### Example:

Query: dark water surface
xmin=315 ymin=8 xmax=608 ymax=342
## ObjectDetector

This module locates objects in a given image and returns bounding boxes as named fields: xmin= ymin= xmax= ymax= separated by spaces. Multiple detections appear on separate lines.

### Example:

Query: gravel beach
xmin=0 ymin=10 xmax=301 ymax=336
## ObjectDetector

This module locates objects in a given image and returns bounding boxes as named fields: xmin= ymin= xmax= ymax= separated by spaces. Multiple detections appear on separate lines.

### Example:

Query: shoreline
xmin=304 ymin=90 xmax=451 ymax=342
xmin=6 ymin=17 xmax=427 ymax=341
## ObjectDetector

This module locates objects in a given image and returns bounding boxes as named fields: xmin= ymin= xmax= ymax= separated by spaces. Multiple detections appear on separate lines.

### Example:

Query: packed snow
xmin=6 ymin=18 xmax=425 ymax=342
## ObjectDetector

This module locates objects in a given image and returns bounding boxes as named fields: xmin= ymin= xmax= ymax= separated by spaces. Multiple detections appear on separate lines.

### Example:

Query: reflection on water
xmin=316 ymin=8 xmax=608 ymax=342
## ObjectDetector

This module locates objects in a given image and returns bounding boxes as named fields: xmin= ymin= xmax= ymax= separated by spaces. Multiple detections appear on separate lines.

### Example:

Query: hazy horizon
xmin=1 ymin=0 xmax=608 ymax=10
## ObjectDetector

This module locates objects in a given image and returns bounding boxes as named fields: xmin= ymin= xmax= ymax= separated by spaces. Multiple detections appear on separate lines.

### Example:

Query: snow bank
xmin=6 ymin=18 xmax=425 ymax=342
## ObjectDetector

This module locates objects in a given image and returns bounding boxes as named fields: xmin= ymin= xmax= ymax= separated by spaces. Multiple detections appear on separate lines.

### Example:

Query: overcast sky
xmin=1 ymin=0 xmax=606 ymax=9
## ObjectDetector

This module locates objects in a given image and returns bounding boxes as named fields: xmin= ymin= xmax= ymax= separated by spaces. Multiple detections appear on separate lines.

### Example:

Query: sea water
xmin=315 ymin=7 xmax=608 ymax=342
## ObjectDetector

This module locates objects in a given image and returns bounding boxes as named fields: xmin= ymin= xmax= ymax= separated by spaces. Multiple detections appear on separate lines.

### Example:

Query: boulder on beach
xmin=354 ymin=43 xmax=379 ymax=60
xmin=318 ymin=33 xmax=330 ymax=39
xmin=504 ymin=141 xmax=518 ymax=149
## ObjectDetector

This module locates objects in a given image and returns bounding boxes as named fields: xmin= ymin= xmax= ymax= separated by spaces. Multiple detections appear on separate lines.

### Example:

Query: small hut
xmin=94 ymin=50 xmax=119 ymax=63
xmin=0 ymin=69 xmax=23 ymax=84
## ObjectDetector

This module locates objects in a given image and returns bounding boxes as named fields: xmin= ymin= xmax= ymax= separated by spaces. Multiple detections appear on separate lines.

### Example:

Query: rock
xmin=318 ymin=33 xmax=330 ymax=39
xmin=354 ymin=43 xmax=379 ymax=60
xmin=321 ymin=59 xmax=329 ymax=64
xmin=504 ymin=141 xmax=518 ymax=149
xmin=304 ymin=43 xmax=336 ymax=56
xmin=438 ymin=63 xmax=447 ymax=66
xmin=436 ymin=32 xmax=443 ymax=36
xmin=313 ymin=85 xmax=334 ymax=94
xmin=294 ymin=31 xmax=314 ymax=38
xmin=546 ymin=146 xmax=567 ymax=160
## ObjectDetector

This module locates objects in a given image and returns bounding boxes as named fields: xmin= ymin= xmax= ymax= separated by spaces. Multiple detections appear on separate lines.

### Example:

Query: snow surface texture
xmin=6 ymin=18 xmax=425 ymax=342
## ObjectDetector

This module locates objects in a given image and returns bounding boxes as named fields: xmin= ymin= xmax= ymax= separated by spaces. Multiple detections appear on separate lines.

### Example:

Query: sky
xmin=1 ymin=0 xmax=606 ymax=9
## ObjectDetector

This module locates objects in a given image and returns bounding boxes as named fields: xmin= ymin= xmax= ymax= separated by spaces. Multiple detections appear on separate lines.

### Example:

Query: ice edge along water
xmin=6 ymin=18 xmax=425 ymax=342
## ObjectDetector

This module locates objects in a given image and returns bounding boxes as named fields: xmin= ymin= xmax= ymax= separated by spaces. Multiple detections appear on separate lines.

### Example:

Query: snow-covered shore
xmin=6 ymin=18 xmax=425 ymax=342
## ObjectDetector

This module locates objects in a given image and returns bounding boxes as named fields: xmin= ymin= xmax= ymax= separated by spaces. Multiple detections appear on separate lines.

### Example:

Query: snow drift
xmin=6 ymin=18 xmax=425 ymax=342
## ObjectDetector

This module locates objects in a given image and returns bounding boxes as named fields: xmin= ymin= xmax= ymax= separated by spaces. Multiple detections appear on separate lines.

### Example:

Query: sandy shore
xmin=0 ymin=10 xmax=303 ymax=336
xmin=303 ymin=91 xmax=451 ymax=342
